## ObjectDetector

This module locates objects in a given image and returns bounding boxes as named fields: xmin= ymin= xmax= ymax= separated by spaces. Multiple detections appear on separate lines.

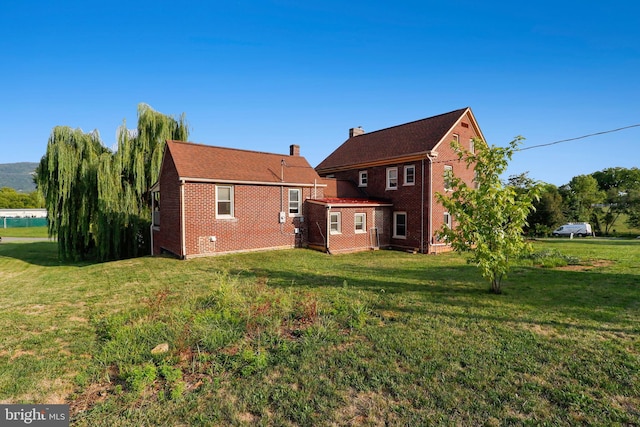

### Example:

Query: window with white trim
xmin=354 ymin=213 xmax=366 ymax=233
xmin=444 ymin=165 xmax=453 ymax=191
xmin=386 ymin=167 xmax=398 ymax=190
xmin=452 ymin=134 xmax=459 ymax=144
xmin=469 ymin=139 xmax=475 ymax=154
xmin=330 ymin=212 xmax=341 ymax=234
xmin=288 ymin=188 xmax=301 ymax=216
xmin=404 ymin=165 xmax=415 ymax=186
xmin=216 ymin=185 xmax=234 ymax=218
xmin=444 ymin=212 xmax=452 ymax=229
xmin=393 ymin=212 xmax=407 ymax=239
xmin=359 ymin=171 xmax=368 ymax=187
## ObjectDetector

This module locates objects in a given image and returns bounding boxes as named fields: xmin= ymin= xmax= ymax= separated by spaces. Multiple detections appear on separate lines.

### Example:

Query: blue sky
xmin=1 ymin=0 xmax=638 ymax=186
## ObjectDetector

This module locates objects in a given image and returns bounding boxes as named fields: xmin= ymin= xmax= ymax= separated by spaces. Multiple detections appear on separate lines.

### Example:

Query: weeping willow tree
xmin=37 ymin=103 xmax=188 ymax=261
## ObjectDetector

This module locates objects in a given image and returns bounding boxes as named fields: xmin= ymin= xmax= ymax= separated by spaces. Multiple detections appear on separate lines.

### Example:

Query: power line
xmin=426 ymin=123 xmax=640 ymax=165
xmin=517 ymin=124 xmax=640 ymax=152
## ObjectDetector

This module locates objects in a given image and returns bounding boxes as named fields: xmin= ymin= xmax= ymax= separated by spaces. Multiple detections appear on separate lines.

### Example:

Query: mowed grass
xmin=0 ymin=237 xmax=638 ymax=426
xmin=0 ymin=226 xmax=49 ymax=238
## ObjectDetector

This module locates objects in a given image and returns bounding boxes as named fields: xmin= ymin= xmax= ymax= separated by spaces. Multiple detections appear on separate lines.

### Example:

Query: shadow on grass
xmin=0 ymin=241 xmax=97 ymax=267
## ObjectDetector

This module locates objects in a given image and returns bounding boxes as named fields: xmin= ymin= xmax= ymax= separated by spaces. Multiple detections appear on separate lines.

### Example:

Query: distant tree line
xmin=0 ymin=187 xmax=44 ymax=209
xmin=509 ymin=167 xmax=640 ymax=236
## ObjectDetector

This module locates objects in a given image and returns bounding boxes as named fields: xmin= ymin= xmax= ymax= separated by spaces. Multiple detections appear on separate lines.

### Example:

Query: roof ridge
xmin=352 ymin=107 xmax=469 ymax=138
xmin=167 ymin=140 xmax=293 ymax=157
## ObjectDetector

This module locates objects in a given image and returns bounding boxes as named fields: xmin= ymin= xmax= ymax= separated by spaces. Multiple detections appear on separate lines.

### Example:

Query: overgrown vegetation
xmin=1 ymin=239 xmax=639 ymax=425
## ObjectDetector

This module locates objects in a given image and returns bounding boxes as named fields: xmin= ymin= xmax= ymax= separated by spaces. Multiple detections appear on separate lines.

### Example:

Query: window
xmin=354 ymin=213 xmax=366 ymax=233
xmin=452 ymin=134 xmax=459 ymax=144
xmin=216 ymin=185 xmax=234 ymax=218
xmin=473 ymin=170 xmax=480 ymax=189
xmin=330 ymin=212 xmax=341 ymax=234
xmin=386 ymin=167 xmax=398 ymax=190
xmin=404 ymin=165 xmax=415 ymax=186
xmin=469 ymin=139 xmax=475 ymax=154
xmin=289 ymin=189 xmax=301 ymax=216
xmin=393 ymin=212 xmax=407 ymax=238
xmin=444 ymin=165 xmax=453 ymax=191
xmin=359 ymin=171 xmax=368 ymax=187
xmin=444 ymin=212 xmax=452 ymax=229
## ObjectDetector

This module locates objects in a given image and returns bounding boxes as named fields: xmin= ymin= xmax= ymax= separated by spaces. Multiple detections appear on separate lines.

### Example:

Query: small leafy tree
xmin=437 ymin=137 xmax=540 ymax=294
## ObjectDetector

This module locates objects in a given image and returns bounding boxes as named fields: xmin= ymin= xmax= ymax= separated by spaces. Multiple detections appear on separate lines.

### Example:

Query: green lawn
xmin=0 ymin=238 xmax=638 ymax=426
xmin=0 ymin=226 xmax=49 ymax=238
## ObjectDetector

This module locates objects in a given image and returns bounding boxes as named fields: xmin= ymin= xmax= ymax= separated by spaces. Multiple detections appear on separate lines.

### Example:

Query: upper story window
xmin=354 ymin=213 xmax=366 ymax=233
xmin=452 ymin=134 xmax=459 ymax=144
xmin=469 ymin=139 xmax=475 ymax=154
xmin=359 ymin=171 xmax=368 ymax=187
xmin=289 ymin=189 xmax=301 ymax=216
xmin=330 ymin=212 xmax=341 ymax=234
xmin=444 ymin=165 xmax=454 ymax=191
xmin=386 ymin=167 xmax=398 ymax=190
xmin=216 ymin=185 xmax=234 ymax=218
xmin=404 ymin=165 xmax=415 ymax=186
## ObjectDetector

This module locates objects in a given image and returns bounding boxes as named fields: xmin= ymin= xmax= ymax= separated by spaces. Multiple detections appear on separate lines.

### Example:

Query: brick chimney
xmin=349 ymin=127 xmax=365 ymax=138
xmin=290 ymin=144 xmax=300 ymax=156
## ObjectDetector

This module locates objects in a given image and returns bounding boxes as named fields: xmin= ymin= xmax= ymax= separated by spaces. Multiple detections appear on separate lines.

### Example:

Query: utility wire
xmin=517 ymin=124 xmax=640 ymax=152
xmin=426 ymin=123 xmax=640 ymax=165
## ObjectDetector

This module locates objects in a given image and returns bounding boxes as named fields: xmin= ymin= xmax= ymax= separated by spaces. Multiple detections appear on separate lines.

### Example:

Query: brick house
xmin=151 ymin=107 xmax=485 ymax=258
xmin=315 ymin=107 xmax=485 ymax=254
xmin=151 ymin=140 xmax=327 ymax=258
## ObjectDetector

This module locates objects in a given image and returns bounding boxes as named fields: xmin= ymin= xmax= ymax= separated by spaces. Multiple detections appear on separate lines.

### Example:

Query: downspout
xmin=426 ymin=152 xmax=435 ymax=254
xmin=180 ymin=180 xmax=186 ymax=259
xmin=326 ymin=205 xmax=331 ymax=254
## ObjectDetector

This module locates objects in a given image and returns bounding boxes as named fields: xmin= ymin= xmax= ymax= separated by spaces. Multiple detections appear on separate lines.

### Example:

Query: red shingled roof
xmin=307 ymin=198 xmax=393 ymax=207
xmin=316 ymin=107 xmax=471 ymax=172
xmin=165 ymin=140 xmax=322 ymax=185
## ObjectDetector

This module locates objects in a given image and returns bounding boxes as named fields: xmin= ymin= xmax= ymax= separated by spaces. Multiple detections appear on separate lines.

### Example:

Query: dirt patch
xmin=554 ymin=259 xmax=614 ymax=272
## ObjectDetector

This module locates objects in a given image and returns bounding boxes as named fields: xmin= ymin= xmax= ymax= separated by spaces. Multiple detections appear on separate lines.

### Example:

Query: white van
xmin=552 ymin=223 xmax=593 ymax=237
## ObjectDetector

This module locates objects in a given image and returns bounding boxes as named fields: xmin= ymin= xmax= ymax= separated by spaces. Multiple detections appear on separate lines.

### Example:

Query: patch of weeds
xmin=122 ymin=362 xmax=157 ymax=394
xmin=520 ymin=249 xmax=581 ymax=268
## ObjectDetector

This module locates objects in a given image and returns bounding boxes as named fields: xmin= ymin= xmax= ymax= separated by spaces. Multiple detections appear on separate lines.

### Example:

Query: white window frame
xmin=444 ymin=212 xmax=452 ymax=229
xmin=359 ymin=170 xmax=368 ymax=187
xmin=469 ymin=139 xmax=475 ymax=154
xmin=354 ymin=213 xmax=366 ymax=233
xmin=444 ymin=165 xmax=453 ymax=192
xmin=393 ymin=211 xmax=407 ymax=239
xmin=386 ymin=167 xmax=398 ymax=190
xmin=288 ymin=188 xmax=301 ymax=216
xmin=452 ymin=134 xmax=459 ymax=144
xmin=330 ymin=212 xmax=341 ymax=234
xmin=216 ymin=185 xmax=234 ymax=219
xmin=404 ymin=165 xmax=415 ymax=186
